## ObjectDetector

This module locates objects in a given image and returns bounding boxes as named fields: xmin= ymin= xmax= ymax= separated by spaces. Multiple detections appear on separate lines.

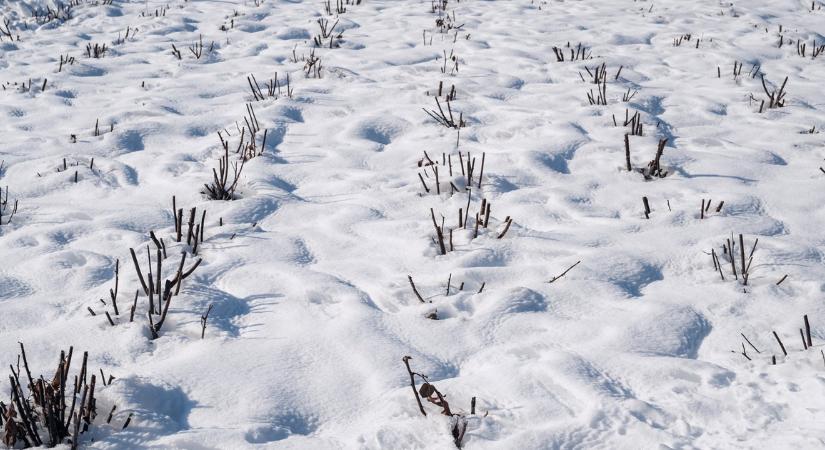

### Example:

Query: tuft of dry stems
xmin=2 ymin=345 xmax=129 ymax=448
xmin=712 ymin=233 xmax=758 ymax=286
xmin=402 ymin=356 xmax=469 ymax=448
xmin=203 ymin=147 xmax=245 ymax=200
xmin=115 ymin=239 xmax=203 ymax=338
xmin=758 ymin=75 xmax=788 ymax=112
xmin=0 ymin=186 xmax=19 ymax=226
xmin=423 ymin=97 xmax=465 ymax=129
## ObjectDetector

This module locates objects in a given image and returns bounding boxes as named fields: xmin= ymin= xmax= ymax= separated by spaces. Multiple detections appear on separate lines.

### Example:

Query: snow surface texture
xmin=1 ymin=0 xmax=825 ymax=448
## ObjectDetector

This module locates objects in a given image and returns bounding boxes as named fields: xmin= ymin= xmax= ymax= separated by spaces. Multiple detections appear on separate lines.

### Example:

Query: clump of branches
xmin=416 ymin=150 xmax=486 ymax=195
xmin=586 ymin=76 xmax=607 ymax=105
xmin=92 ymin=199 xmax=207 ymax=333
xmin=580 ymin=63 xmax=612 ymax=105
xmin=58 ymin=54 xmax=76 ymax=72
xmin=552 ymin=42 xmax=592 ymax=62
xmin=644 ymin=138 xmax=668 ymax=178
xmin=709 ymin=233 xmax=758 ymax=286
xmin=170 ymin=35 xmax=214 ymax=60
xmin=616 ymin=109 xmax=643 ymax=135
xmin=440 ymin=49 xmax=459 ymax=75
xmin=723 ymin=60 xmax=760 ymax=81
xmin=1 ymin=17 xmax=16 ymax=41
xmin=794 ymin=38 xmax=824 ymax=58
xmin=810 ymin=41 xmax=824 ymax=58
xmin=2 ymin=344 xmax=129 ymax=449
xmin=110 ymin=245 xmax=203 ymax=338
xmin=91 ymin=118 xmax=115 ymax=137
xmin=402 ymin=357 xmax=468 ymax=448
xmin=324 ymin=0 xmax=360 ymax=15
xmin=2 ymin=79 xmax=37 ymax=93
xmin=736 ymin=315 xmax=817 ymax=365
xmin=141 ymin=6 xmax=168 ymax=17
xmin=435 ymin=11 xmax=463 ymax=34
xmin=247 ymin=72 xmax=292 ymax=101
xmin=31 ymin=2 xmax=73 ymax=24
xmin=579 ymin=62 xmax=607 ymax=85
xmin=303 ymin=49 xmax=323 ymax=78
xmin=189 ymin=34 xmax=214 ymax=59
xmin=622 ymin=88 xmax=638 ymax=102
xmin=313 ymin=18 xmax=343 ymax=48
xmin=52 ymin=157 xmax=96 ymax=177
xmin=215 ymin=104 xmax=267 ymax=162
xmin=203 ymin=147 xmax=245 ymax=200
xmin=757 ymin=75 xmax=788 ymax=112
xmin=672 ymin=33 xmax=694 ymax=47
xmin=431 ymin=0 xmax=448 ymax=14
xmin=407 ymin=274 xmax=487 ymax=313
xmin=423 ymin=97 xmax=465 ymax=129
xmin=429 ymin=194 xmax=513 ymax=255
xmin=1 ymin=185 xmax=19 ymax=226
xmin=697 ymin=198 xmax=724 ymax=219
xmin=85 ymin=43 xmax=108 ymax=59
xmin=113 ymin=26 xmax=138 ymax=45
xmin=624 ymin=137 xmax=669 ymax=179
xmin=170 ymin=196 xmax=208 ymax=253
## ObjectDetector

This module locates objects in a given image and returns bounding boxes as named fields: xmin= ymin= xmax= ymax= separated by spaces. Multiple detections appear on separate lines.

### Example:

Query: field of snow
xmin=1 ymin=0 xmax=825 ymax=448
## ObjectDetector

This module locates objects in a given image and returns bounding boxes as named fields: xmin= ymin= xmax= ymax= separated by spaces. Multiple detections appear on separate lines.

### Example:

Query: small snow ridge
xmin=601 ymin=257 xmax=664 ymax=298
xmin=0 ymin=275 xmax=33 ymax=300
xmin=625 ymin=306 xmax=712 ymax=359
xmin=277 ymin=27 xmax=311 ymax=40
xmin=109 ymin=377 xmax=195 ymax=435
xmin=350 ymin=116 xmax=409 ymax=147
xmin=244 ymin=412 xmax=317 ymax=443
xmin=500 ymin=287 xmax=547 ymax=314
xmin=69 ymin=64 xmax=106 ymax=77
xmin=476 ymin=287 xmax=547 ymax=318
xmin=117 ymin=129 xmax=145 ymax=152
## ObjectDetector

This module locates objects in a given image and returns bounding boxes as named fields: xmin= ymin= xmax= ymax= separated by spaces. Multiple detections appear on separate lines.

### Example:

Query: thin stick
xmin=430 ymin=208 xmax=446 ymax=255
xmin=805 ymin=315 xmax=812 ymax=348
xmin=548 ymin=261 xmax=581 ymax=283
xmin=497 ymin=218 xmax=512 ymax=239
xmin=201 ymin=304 xmax=213 ymax=339
xmin=174 ymin=252 xmax=187 ymax=296
xmin=464 ymin=189 xmax=471 ymax=228
xmin=418 ymin=173 xmax=430 ymax=193
xmin=624 ymin=134 xmax=631 ymax=171
xmin=773 ymin=331 xmax=788 ymax=356
xmin=408 ymin=276 xmax=426 ymax=303
xmin=402 ymin=356 xmax=427 ymax=416
xmin=477 ymin=152 xmax=486 ymax=188
xmin=129 ymin=248 xmax=149 ymax=295
xmin=130 ymin=290 xmax=138 ymax=322
xmin=739 ymin=234 xmax=746 ymax=281
xmin=741 ymin=333 xmax=761 ymax=353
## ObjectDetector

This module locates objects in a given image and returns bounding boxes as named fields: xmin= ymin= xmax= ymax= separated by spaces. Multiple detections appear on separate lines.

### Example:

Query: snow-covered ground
xmin=1 ymin=0 xmax=825 ymax=448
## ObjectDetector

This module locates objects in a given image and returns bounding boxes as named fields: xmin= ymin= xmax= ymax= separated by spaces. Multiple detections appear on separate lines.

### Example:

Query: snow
xmin=1 ymin=0 xmax=825 ymax=448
